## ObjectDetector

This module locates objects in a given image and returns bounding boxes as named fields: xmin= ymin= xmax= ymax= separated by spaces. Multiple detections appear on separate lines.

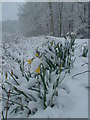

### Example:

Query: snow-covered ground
xmin=2 ymin=33 xmax=88 ymax=118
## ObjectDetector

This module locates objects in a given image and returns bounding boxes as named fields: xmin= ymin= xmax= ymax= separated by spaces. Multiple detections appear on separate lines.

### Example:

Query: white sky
xmin=2 ymin=2 xmax=21 ymax=21
xmin=1 ymin=0 xmax=89 ymax=21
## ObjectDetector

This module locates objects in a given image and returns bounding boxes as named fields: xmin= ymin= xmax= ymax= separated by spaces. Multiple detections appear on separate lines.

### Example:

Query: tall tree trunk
xmin=84 ymin=2 xmax=86 ymax=16
xmin=69 ymin=3 xmax=74 ymax=33
xmin=72 ymin=3 xmax=74 ymax=32
xmin=88 ymin=2 xmax=90 ymax=38
xmin=59 ymin=2 xmax=63 ymax=37
xmin=49 ymin=2 xmax=54 ymax=36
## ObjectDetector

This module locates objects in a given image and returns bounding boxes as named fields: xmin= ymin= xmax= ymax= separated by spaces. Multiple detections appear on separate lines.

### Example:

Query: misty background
xmin=2 ymin=2 xmax=88 ymax=38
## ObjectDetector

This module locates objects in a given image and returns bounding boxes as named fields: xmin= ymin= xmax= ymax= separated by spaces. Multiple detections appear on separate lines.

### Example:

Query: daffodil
xmin=27 ymin=59 xmax=32 ymax=64
xmin=35 ymin=53 xmax=39 ymax=57
xmin=35 ymin=66 xmax=40 ymax=74
xmin=30 ymin=58 xmax=41 ymax=73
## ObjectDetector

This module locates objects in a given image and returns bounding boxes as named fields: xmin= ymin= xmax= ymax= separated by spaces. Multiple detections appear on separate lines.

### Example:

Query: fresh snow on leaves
xmin=2 ymin=33 xmax=88 ymax=118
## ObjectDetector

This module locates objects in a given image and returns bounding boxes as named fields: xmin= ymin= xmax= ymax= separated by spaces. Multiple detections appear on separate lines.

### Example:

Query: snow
xmin=2 ymin=33 xmax=88 ymax=118
xmin=31 ymin=58 xmax=41 ymax=73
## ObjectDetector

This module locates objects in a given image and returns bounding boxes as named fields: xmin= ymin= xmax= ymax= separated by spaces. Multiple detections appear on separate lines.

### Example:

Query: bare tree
xmin=59 ymin=2 xmax=63 ymax=36
xmin=49 ymin=2 xmax=54 ymax=36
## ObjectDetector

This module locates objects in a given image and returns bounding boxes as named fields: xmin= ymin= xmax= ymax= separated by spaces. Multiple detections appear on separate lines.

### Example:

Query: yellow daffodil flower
xmin=27 ymin=59 xmax=32 ymax=64
xmin=35 ymin=53 xmax=39 ymax=57
xmin=35 ymin=66 xmax=40 ymax=74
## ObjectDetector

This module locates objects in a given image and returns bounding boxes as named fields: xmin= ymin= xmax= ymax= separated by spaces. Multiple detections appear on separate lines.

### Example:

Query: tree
xmin=18 ymin=2 xmax=88 ymax=38
xmin=59 ymin=2 xmax=63 ymax=36
xmin=49 ymin=2 xmax=54 ymax=36
xmin=18 ymin=2 xmax=51 ymax=37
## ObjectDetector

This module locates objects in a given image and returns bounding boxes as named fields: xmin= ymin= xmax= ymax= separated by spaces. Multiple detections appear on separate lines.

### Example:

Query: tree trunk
xmin=49 ymin=2 xmax=54 ymax=36
xmin=59 ymin=2 xmax=63 ymax=37
xmin=72 ymin=3 xmax=74 ymax=32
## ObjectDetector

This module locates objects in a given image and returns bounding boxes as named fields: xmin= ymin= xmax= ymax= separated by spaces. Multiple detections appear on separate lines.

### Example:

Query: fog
xmin=2 ymin=2 xmax=88 ymax=38
xmin=2 ymin=2 xmax=20 ymax=21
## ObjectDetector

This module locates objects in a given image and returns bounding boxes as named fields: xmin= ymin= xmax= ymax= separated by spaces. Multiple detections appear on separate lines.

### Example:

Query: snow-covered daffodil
xmin=35 ymin=66 xmax=40 ymax=74
xmin=27 ymin=59 xmax=32 ymax=64
xmin=30 ymin=58 xmax=41 ymax=73
xmin=27 ymin=58 xmax=34 ymax=65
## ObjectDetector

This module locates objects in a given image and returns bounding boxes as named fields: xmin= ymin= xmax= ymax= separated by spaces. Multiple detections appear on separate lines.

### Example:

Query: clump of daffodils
xmin=38 ymin=37 xmax=75 ymax=74
xmin=2 ymin=35 xmax=76 ymax=118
